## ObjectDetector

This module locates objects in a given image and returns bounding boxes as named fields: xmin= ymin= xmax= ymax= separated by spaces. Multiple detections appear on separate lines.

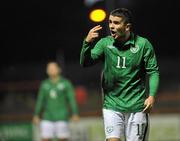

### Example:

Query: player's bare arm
xmin=85 ymin=25 xmax=102 ymax=43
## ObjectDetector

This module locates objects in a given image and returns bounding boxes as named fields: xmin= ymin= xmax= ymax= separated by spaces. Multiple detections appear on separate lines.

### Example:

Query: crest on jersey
xmin=107 ymin=45 xmax=115 ymax=49
xmin=130 ymin=45 xmax=139 ymax=53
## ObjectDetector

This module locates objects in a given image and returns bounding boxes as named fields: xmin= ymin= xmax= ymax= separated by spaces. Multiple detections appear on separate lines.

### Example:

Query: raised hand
xmin=85 ymin=25 xmax=102 ymax=43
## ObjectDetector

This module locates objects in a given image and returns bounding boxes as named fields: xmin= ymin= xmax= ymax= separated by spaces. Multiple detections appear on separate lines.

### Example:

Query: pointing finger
xmin=92 ymin=25 xmax=102 ymax=32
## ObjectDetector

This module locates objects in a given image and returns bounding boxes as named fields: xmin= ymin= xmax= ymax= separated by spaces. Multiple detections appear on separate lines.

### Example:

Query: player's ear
xmin=46 ymin=67 xmax=49 ymax=75
xmin=125 ymin=23 xmax=131 ymax=32
xmin=58 ymin=66 xmax=62 ymax=74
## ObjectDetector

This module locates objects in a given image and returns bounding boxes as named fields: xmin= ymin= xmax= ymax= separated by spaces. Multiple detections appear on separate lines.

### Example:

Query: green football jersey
xmin=34 ymin=77 xmax=78 ymax=121
xmin=80 ymin=33 xmax=159 ymax=112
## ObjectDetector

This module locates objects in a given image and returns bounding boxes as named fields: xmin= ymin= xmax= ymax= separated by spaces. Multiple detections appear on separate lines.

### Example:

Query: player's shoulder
xmin=135 ymin=34 xmax=148 ymax=44
xmin=60 ymin=77 xmax=72 ymax=85
xmin=96 ymin=36 xmax=113 ymax=47
xmin=100 ymin=36 xmax=113 ymax=42
xmin=41 ymin=79 xmax=49 ymax=84
xmin=135 ymin=34 xmax=152 ymax=48
xmin=39 ymin=79 xmax=51 ymax=89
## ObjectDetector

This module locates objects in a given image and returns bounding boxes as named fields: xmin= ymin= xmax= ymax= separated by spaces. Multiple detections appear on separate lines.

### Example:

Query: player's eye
xmin=113 ymin=21 xmax=120 ymax=25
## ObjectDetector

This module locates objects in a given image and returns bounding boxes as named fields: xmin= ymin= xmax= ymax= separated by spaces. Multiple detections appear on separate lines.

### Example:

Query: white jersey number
xmin=116 ymin=56 xmax=126 ymax=68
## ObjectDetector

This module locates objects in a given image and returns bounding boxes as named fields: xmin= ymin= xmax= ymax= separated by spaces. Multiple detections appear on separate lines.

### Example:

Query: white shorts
xmin=40 ymin=120 xmax=70 ymax=139
xmin=103 ymin=109 xmax=149 ymax=141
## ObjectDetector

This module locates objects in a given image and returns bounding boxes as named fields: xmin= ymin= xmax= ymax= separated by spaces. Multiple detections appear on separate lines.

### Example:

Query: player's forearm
xmin=34 ymin=98 xmax=44 ymax=116
xmin=149 ymin=71 xmax=160 ymax=96
xmin=71 ymin=103 xmax=79 ymax=115
xmin=34 ymin=103 xmax=42 ymax=116
xmin=80 ymin=40 xmax=94 ymax=67
xmin=68 ymin=96 xmax=79 ymax=115
xmin=67 ymin=83 xmax=79 ymax=115
xmin=69 ymin=93 xmax=79 ymax=114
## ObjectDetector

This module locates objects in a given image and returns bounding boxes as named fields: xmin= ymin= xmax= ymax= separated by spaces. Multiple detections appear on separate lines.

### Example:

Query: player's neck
xmin=50 ymin=76 xmax=60 ymax=84
xmin=116 ymin=32 xmax=131 ymax=43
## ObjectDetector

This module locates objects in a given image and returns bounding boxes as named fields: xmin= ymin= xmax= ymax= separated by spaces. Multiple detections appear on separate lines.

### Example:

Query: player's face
xmin=47 ymin=63 xmax=60 ymax=78
xmin=109 ymin=15 xmax=130 ymax=40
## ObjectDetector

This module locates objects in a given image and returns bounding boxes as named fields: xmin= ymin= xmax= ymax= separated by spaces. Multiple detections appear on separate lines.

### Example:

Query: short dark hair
xmin=47 ymin=61 xmax=60 ymax=68
xmin=110 ymin=8 xmax=133 ymax=24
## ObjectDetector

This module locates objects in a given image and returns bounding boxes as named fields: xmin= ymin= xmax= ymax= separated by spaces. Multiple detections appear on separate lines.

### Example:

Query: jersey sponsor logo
xmin=107 ymin=45 xmax=115 ymax=49
xmin=106 ymin=126 xmax=114 ymax=133
xmin=130 ymin=45 xmax=139 ymax=53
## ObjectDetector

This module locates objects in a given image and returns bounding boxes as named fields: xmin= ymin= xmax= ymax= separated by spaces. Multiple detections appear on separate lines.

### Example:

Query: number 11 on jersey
xmin=116 ymin=56 xmax=126 ymax=69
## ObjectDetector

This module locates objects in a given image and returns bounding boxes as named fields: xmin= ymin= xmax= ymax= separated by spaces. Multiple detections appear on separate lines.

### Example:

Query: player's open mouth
xmin=110 ymin=30 xmax=117 ymax=37
xmin=111 ymin=31 xmax=116 ymax=35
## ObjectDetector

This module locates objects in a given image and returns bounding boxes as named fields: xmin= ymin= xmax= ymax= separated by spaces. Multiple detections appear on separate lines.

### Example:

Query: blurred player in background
xmin=33 ymin=62 xmax=79 ymax=141
xmin=80 ymin=8 xmax=159 ymax=141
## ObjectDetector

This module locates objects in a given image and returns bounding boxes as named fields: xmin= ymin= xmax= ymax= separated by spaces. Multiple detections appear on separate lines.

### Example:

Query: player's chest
xmin=104 ymin=44 xmax=142 ymax=69
xmin=45 ymin=83 xmax=66 ymax=99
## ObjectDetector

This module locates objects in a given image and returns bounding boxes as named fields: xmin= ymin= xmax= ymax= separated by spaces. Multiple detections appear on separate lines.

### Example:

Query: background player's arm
xmin=80 ymin=25 xmax=104 ymax=67
xmin=32 ymin=83 xmax=45 ymax=124
xmin=66 ymin=81 xmax=79 ymax=121
xmin=143 ymin=39 xmax=160 ymax=113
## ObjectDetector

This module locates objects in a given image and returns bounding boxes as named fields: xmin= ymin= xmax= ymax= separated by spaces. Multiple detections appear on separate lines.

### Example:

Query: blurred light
xmin=89 ymin=9 xmax=106 ymax=22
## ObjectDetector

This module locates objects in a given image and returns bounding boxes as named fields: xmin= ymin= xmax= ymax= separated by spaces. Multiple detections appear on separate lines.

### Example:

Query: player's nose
xmin=110 ymin=23 xmax=115 ymax=29
xmin=109 ymin=24 xmax=114 ymax=30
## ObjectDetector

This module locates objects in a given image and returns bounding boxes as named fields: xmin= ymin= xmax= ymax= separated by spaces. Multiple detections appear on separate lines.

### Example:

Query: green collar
xmin=124 ymin=33 xmax=135 ymax=46
xmin=48 ymin=76 xmax=62 ymax=84
xmin=110 ymin=32 xmax=135 ymax=47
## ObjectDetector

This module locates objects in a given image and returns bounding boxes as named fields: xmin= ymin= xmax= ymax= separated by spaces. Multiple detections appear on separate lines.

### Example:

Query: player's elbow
xmin=80 ymin=60 xmax=86 ymax=67
xmin=148 ymin=71 xmax=160 ymax=81
xmin=149 ymin=70 xmax=160 ymax=77
xmin=80 ymin=57 xmax=94 ymax=67
xmin=80 ymin=61 xmax=90 ymax=67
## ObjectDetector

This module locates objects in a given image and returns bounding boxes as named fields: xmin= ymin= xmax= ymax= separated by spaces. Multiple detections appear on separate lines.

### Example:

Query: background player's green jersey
xmin=80 ymin=33 xmax=159 ymax=112
xmin=34 ymin=77 xmax=78 ymax=121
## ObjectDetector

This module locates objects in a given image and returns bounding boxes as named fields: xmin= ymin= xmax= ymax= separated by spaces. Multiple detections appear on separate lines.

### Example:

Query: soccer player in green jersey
xmin=32 ymin=62 xmax=79 ymax=141
xmin=80 ymin=8 xmax=159 ymax=141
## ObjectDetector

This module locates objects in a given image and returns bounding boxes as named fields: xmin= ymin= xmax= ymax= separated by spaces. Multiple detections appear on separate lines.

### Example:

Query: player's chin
xmin=111 ymin=34 xmax=119 ymax=39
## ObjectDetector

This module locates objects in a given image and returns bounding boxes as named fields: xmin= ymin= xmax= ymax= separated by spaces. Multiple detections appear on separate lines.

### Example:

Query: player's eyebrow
xmin=113 ymin=20 xmax=120 ymax=24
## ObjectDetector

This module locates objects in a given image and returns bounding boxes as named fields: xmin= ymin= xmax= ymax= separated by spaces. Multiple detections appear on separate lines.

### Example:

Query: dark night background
xmin=0 ymin=0 xmax=179 ymax=86
xmin=0 ymin=0 xmax=180 ymax=120
xmin=0 ymin=0 xmax=179 ymax=64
